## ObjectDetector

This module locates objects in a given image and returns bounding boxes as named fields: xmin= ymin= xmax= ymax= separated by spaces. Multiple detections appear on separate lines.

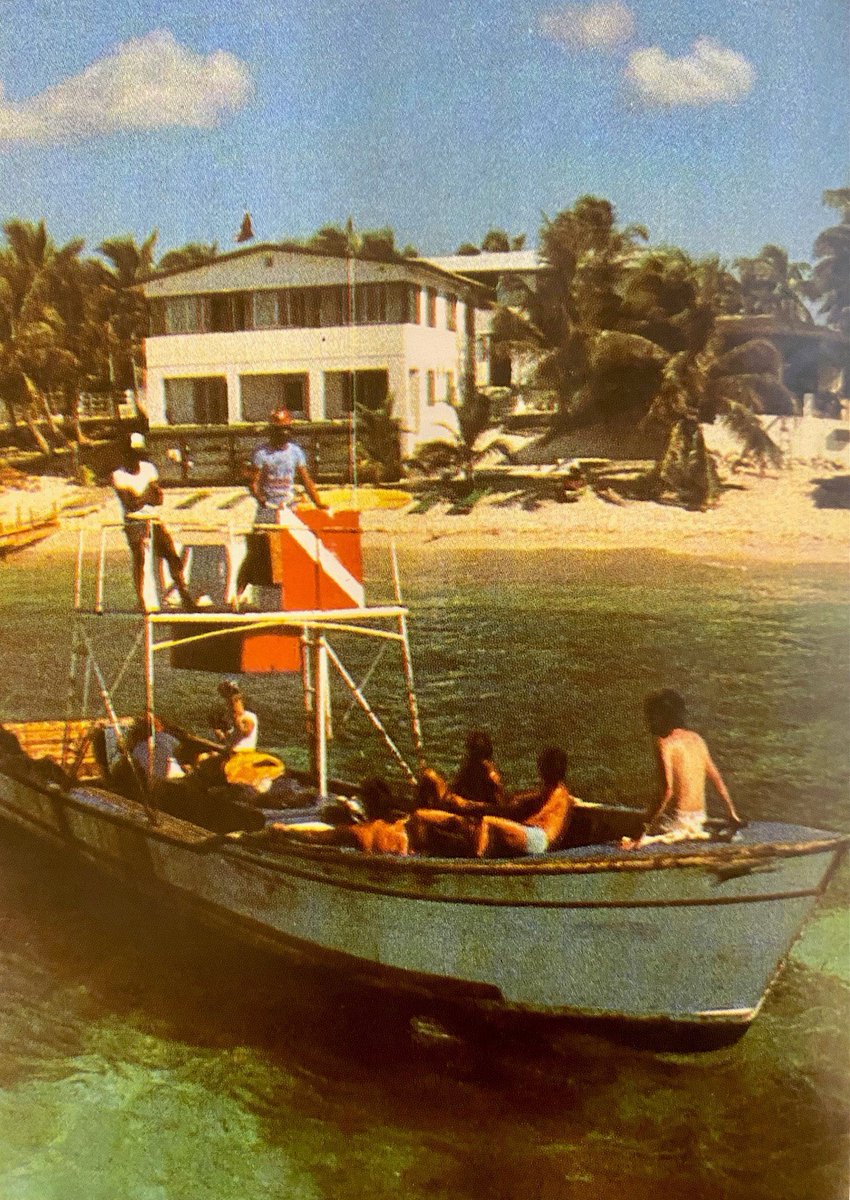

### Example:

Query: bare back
xmin=657 ymin=728 xmax=711 ymax=817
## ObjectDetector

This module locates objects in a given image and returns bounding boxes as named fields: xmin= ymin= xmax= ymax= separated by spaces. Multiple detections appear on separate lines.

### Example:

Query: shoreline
xmin=0 ymin=467 xmax=847 ymax=567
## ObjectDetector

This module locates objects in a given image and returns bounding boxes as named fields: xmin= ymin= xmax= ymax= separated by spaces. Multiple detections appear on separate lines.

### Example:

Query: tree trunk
xmin=653 ymin=418 xmax=720 ymax=509
xmin=65 ymin=388 xmax=92 ymax=444
xmin=23 ymin=411 xmax=52 ymax=454
xmin=39 ymin=392 xmax=71 ymax=446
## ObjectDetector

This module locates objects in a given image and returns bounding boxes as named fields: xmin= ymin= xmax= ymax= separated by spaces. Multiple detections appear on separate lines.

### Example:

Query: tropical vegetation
xmin=0 ymin=188 xmax=844 ymax=505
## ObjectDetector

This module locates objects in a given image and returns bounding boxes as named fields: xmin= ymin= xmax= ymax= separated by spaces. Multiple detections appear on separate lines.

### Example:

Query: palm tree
xmin=500 ymin=215 xmax=790 ymax=506
xmin=407 ymin=391 xmax=495 ymax=482
xmin=96 ymin=231 xmax=158 ymax=399
xmin=0 ymin=219 xmax=85 ymax=451
xmin=493 ymin=196 xmax=649 ymax=428
xmin=157 ymin=242 xmax=219 ymax=272
xmin=805 ymin=188 xmax=850 ymax=335
xmin=734 ymin=244 xmax=811 ymax=323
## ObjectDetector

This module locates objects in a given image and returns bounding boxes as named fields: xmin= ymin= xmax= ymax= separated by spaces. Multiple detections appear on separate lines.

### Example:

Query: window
xmin=193 ymin=378 xmax=228 ymax=423
xmin=163 ymin=377 xmax=227 ymax=424
xmin=445 ymin=371 xmax=456 ymax=404
xmin=164 ymin=295 xmax=202 ymax=334
xmin=446 ymin=296 xmax=457 ymax=331
xmin=426 ymin=289 xmax=437 ymax=327
xmin=410 ymin=287 xmax=422 ymax=324
xmin=209 ymin=293 xmax=249 ymax=332
xmin=253 ymin=291 xmax=278 ymax=328
xmin=354 ymin=283 xmax=387 ymax=324
xmin=426 ymin=370 xmax=436 ymax=406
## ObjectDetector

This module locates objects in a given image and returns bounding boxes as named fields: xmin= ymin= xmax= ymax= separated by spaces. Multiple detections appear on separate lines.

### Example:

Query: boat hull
xmin=0 ymin=760 xmax=843 ymax=1028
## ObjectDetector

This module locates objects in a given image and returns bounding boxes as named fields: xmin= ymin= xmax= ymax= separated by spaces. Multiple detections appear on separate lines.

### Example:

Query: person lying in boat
xmin=621 ymin=689 xmax=743 ymax=849
xmin=266 ymin=778 xmax=410 ymax=855
xmin=212 ymin=680 xmax=259 ymax=752
xmin=473 ymin=746 xmax=574 ymax=858
xmin=409 ymin=730 xmax=504 ymax=855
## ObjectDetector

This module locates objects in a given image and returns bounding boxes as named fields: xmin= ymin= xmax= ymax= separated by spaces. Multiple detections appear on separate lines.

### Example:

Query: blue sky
xmin=0 ymin=0 xmax=845 ymax=264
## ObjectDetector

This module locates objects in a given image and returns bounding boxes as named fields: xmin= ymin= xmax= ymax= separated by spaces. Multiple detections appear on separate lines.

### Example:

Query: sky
xmin=0 ymin=0 xmax=846 ymax=265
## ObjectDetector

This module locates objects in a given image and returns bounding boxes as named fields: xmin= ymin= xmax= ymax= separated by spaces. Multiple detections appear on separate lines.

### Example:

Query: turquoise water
xmin=0 ymin=544 xmax=847 ymax=1198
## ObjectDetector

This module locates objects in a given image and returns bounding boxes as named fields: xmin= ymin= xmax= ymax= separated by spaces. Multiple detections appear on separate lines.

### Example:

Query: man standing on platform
xmin=111 ymin=432 xmax=196 ymax=612
xmin=248 ymin=409 xmax=327 ymax=520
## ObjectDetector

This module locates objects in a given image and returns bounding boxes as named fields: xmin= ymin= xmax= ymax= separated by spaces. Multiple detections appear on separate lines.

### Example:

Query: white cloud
xmin=0 ymin=30 xmax=252 ymax=143
xmin=625 ymin=37 xmax=755 ymax=106
xmin=539 ymin=2 xmax=636 ymax=51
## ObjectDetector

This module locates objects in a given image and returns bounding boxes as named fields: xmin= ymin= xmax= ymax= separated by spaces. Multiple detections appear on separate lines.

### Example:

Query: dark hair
xmin=359 ymin=776 xmax=396 ymax=820
xmin=463 ymin=730 xmax=493 ymax=762
xmin=644 ymin=689 xmax=687 ymax=737
xmin=537 ymin=746 xmax=568 ymax=786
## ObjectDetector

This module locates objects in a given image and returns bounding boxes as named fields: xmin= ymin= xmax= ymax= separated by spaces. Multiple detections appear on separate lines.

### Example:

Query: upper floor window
xmin=253 ymin=291 xmax=279 ymax=328
xmin=164 ymin=295 xmax=203 ymax=335
xmin=446 ymin=296 xmax=457 ymax=331
xmin=354 ymin=283 xmax=388 ymax=325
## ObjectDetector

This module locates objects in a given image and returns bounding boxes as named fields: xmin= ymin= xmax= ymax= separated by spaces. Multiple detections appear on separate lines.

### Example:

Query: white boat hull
xmin=0 ymin=762 xmax=843 ymax=1028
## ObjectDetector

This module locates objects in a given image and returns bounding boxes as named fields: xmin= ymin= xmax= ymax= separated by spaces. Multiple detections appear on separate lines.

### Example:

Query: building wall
xmin=144 ymin=249 xmax=489 ymax=456
xmin=145 ymin=316 xmax=471 ymax=454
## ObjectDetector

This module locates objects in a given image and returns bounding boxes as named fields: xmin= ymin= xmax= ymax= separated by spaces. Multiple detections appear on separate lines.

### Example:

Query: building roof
xmin=140 ymin=241 xmax=492 ymax=302
xmin=423 ymin=249 xmax=541 ymax=278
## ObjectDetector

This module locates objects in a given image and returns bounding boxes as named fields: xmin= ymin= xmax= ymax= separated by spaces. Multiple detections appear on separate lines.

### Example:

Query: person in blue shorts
xmin=248 ymin=409 xmax=326 ymax=520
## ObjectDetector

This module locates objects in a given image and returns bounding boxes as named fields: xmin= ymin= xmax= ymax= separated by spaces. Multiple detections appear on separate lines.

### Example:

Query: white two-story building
xmin=142 ymin=244 xmax=491 ymax=456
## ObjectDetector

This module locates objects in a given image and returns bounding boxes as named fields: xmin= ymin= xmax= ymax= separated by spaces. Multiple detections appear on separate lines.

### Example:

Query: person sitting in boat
xmin=213 ymin=680 xmax=259 ymax=752
xmin=266 ymin=777 xmax=410 ymax=855
xmin=111 ymin=432 xmax=197 ymax=613
xmin=409 ymin=730 xmax=504 ymax=855
xmin=127 ymin=716 xmax=188 ymax=782
xmin=621 ymin=689 xmax=743 ymax=849
xmin=473 ymin=746 xmax=574 ymax=858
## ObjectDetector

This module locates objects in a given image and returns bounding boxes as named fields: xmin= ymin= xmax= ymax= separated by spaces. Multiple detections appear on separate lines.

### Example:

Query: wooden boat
xmin=0 ymin=514 xmax=844 ymax=1040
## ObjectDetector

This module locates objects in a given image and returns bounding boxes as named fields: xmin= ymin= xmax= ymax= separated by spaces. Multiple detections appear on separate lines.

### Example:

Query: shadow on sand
xmin=811 ymin=476 xmax=850 ymax=509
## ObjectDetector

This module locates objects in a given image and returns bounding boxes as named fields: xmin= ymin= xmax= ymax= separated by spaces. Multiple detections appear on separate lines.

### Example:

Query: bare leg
xmin=475 ymin=816 xmax=531 ymax=858
xmin=155 ymin=525 xmax=195 ymax=610
xmin=409 ymin=809 xmax=475 ymax=855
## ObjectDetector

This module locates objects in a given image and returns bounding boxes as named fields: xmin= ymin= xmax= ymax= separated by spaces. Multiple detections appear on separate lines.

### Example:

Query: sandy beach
xmin=0 ymin=466 xmax=847 ymax=565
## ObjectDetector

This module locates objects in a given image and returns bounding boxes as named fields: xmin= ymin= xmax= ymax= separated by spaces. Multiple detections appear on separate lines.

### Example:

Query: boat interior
xmin=0 ymin=717 xmax=792 ymax=861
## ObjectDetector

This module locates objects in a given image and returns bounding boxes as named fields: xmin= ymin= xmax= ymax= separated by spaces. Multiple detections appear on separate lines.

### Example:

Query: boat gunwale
xmin=0 ymin=755 xmax=846 ymax=879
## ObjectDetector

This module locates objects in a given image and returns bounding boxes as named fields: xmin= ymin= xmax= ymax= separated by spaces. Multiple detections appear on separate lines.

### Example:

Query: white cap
xmin=129 ymin=432 xmax=146 ymax=450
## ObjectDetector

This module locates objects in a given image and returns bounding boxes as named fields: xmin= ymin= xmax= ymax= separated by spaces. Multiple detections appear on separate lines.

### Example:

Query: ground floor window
xmin=324 ymin=369 xmax=389 ymax=418
xmin=164 ymin=377 xmax=228 ymax=424
xmin=240 ymin=373 xmax=307 ymax=422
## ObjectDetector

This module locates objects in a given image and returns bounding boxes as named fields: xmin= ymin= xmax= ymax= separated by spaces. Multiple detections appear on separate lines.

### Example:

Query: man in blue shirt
xmin=248 ymin=409 xmax=326 ymax=518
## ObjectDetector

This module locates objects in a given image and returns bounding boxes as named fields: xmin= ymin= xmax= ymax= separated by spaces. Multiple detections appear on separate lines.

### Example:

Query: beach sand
xmin=0 ymin=467 xmax=847 ymax=565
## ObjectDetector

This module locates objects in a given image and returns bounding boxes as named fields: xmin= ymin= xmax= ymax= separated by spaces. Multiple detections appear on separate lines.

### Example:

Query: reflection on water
xmin=0 ymin=547 xmax=847 ymax=1199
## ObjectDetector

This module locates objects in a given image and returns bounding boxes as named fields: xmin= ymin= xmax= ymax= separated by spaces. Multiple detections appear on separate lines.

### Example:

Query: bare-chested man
xmin=623 ymin=689 xmax=742 ymax=848
xmin=409 ymin=729 xmax=504 ymax=855
xmin=474 ymin=746 xmax=573 ymax=858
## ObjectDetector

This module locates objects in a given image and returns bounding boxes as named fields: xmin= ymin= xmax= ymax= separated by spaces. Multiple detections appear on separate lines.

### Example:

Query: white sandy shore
xmin=360 ymin=469 xmax=849 ymax=565
xmin=0 ymin=468 xmax=847 ymax=565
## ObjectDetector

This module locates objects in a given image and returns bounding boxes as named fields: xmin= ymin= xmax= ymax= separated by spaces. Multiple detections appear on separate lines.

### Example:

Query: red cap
xmin=270 ymin=409 xmax=293 ymax=427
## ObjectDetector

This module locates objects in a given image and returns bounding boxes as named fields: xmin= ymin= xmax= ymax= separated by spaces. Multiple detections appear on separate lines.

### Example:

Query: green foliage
xmin=354 ymin=392 xmax=402 ymax=483
xmin=734 ymin=245 xmax=811 ymax=323
xmin=306 ymin=218 xmax=410 ymax=263
xmin=499 ymin=196 xmax=792 ymax=504
xmin=805 ymin=188 xmax=850 ymax=335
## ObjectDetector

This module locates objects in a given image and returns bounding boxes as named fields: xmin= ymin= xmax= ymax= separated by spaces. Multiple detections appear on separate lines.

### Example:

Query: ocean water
xmin=0 ymin=544 xmax=847 ymax=1199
